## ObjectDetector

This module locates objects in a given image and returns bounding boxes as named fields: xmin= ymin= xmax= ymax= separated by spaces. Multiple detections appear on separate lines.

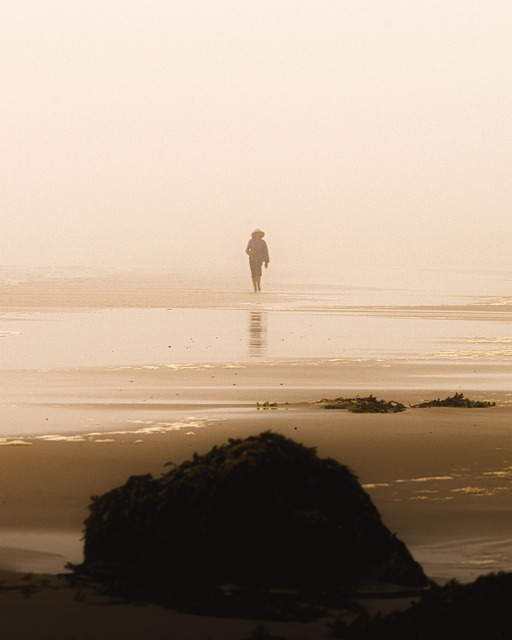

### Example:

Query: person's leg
xmin=250 ymin=260 xmax=262 ymax=292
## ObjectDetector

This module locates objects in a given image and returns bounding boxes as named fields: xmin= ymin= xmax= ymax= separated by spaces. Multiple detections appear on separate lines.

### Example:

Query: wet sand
xmin=0 ymin=386 xmax=510 ymax=638
xmin=0 ymin=269 xmax=511 ymax=637
xmin=0 ymin=393 xmax=510 ymax=638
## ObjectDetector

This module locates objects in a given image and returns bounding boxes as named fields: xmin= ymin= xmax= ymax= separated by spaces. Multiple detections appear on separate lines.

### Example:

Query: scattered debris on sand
xmin=256 ymin=401 xmax=279 ymax=410
xmin=316 ymin=392 xmax=495 ymax=412
xmin=411 ymin=393 xmax=495 ymax=409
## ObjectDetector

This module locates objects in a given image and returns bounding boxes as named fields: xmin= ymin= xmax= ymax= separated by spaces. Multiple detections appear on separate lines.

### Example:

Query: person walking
xmin=245 ymin=229 xmax=269 ymax=292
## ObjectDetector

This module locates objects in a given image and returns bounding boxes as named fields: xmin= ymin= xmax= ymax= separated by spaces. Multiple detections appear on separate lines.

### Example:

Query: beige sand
xmin=0 ymin=273 xmax=510 ymax=637
xmin=0 ymin=359 xmax=510 ymax=637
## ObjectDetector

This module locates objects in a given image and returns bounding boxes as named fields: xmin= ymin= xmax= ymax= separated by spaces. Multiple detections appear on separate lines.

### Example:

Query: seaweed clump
xmin=73 ymin=432 xmax=428 ymax=609
xmin=411 ymin=393 xmax=495 ymax=409
xmin=319 ymin=395 xmax=406 ymax=413
xmin=334 ymin=571 xmax=512 ymax=639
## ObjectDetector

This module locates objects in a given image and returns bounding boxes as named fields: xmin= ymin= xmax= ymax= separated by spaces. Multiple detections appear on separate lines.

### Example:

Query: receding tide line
xmin=0 ymin=417 xmax=220 ymax=445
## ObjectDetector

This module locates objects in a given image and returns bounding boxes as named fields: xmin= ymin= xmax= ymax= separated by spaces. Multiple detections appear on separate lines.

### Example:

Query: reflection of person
xmin=245 ymin=228 xmax=269 ymax=292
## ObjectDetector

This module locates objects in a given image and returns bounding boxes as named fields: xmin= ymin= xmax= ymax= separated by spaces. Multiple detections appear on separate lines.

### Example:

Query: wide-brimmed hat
xmin=251 ymin=228 xmax=265 ymax=238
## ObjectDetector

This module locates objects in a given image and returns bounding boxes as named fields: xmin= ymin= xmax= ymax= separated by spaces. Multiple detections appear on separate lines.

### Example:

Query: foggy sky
xmin=2 ymin=1 xmax=512 ymax=278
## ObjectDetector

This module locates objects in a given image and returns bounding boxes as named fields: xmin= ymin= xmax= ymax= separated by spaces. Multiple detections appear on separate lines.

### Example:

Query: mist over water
xmin=2 ymin=1 xmax=512 ymax=277
xmin=2 ymin=262 xmax=512 ymax=305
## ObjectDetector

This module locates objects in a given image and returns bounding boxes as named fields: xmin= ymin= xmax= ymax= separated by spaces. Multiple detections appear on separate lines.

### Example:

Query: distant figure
xmin=245 ymin=229 xmax=269 ymax=292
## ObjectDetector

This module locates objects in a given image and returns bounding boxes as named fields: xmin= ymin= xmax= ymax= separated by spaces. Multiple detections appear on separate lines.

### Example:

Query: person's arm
xmin=264 ymin=241 xmax=269 ymax=266
xmin=246 ymin=240 xmax=253 ymax=256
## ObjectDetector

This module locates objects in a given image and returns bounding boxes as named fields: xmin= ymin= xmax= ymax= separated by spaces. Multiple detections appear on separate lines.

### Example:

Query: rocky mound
xmin=74 ymin=432 xmax=429 ymax=608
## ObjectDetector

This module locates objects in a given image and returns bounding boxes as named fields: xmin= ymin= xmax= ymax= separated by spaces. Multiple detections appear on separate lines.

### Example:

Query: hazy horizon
xmin=3 ymin=1 xmax=512 ymax=279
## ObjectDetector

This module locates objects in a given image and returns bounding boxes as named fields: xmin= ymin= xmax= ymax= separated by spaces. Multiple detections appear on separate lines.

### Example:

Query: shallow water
xmin=0 ymin=531 xmax=79 ymax=574
xmin=411 ymin=537 xmax=512 ymax=585
xmin=2 ymin=304 xmax=512 ymax=369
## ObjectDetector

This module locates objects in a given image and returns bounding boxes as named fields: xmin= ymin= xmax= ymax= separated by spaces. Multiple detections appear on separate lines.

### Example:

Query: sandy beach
xmin=0 ymin=269 xmax=511 ymax=638
xmin=4 ymin=0 xmax=512 ymax=634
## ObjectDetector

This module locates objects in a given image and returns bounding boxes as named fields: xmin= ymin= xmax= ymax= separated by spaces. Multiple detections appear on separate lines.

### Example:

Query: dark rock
xmin=74 ymin=432 xmax=429 ymax=606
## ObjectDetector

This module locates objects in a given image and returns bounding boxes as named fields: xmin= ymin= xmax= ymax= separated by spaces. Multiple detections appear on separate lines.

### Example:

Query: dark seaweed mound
xmin=411 ymin=393 xmax=495 ymax=408
xmin=337 ymin=572 xmax=512 ymax=639
xmin=75 ymin=432 xmax=428 ymax=605
xmin=319 ymin=395 xmax=406 ymax=413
